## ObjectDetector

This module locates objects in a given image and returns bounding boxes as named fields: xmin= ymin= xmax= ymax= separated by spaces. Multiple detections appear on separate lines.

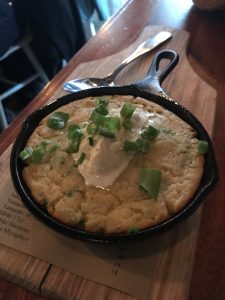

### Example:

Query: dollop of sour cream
xmin=72 ymin=105 xmax=163 ymax=188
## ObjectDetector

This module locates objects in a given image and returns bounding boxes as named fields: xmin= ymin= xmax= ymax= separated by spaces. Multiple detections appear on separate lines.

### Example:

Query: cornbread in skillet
xmin=20 ymin=95 xmax=205 ymax=234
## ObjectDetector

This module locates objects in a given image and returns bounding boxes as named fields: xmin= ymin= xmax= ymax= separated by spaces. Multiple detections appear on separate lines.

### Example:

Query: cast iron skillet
xmin=10 ymin=50 xmax=218 ymax=244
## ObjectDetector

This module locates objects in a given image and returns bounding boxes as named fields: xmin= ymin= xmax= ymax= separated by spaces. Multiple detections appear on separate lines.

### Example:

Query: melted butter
xmin=78 ymin=138 xmax=133 ymax=187
xmin=72 ymin=104 xmax=164 ymax=188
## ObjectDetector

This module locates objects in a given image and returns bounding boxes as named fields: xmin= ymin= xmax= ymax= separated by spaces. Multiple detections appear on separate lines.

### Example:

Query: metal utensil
xmin=63 ymin=31 xmax=172 ymax=93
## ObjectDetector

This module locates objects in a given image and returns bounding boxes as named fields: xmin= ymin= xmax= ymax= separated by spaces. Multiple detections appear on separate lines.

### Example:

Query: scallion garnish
xmin=139 ymin=168 xmax=161 ymax=199
xmin=197 ymin=140 xmax=208 ymax=155
xmin=86 ymin=122 xmax=99 ymax=135
xmin=67 ymin=124 xmax=82 ymax=140
xmin=19 ymin=147 xmax=33 ymax=160
xmin=90 ymin=110 xmax=105 ymax=126
xmin=141 ymin=125 xmax=160 ymax=141
xmin=33 ymin=140 xmax=59 ymax=162
xmin=120 ymin=102 xmax=136 ymax=119
xmin=46 ymin=142 xmax=59 ymax=153
xmin=99 ymin=128 xmax=115 ymax=138
xmin=66 ymin=124 xmax=83 ymax=153
xmin=30 ymin=141 xmax=47 ymax=162
xmin=30 ymin=147 xmax=46 ymax=163
xmin=97 ymin=96 xmax=108 ymax=106
xmin=123 ymin=140 xmax=140 ymax=152
xmin=88 ymin=136 xmax=94 ymax=146
xmin=77 ymin=152 xmax=86 ymax=165
xmin=65 ymin=188 xmax=77 ymax=197
xmin=19 ymin=140 xmax=59 ymax=163
xmin=127 ymin=227 xmax=139 ymax=234
xmin=89 ymin=110 xmax=121 ymax=138
xmin=136 ymin=138 xmax=150 ymax=153
xmin=123 ymin=118 xmax=133 ymax=130
xmin=95 ymin=103 xmax=108 ymax=116
xmin=104 ymin=116 xmax=121 ymax=131
xmin=65 ymin=144 xmax=77 ymax=153
xmin=123 ymin=138 xmax=150 ymax=153
xmin=47 ymin=111 xmax=70 ymax=129
xmin=65 ymin=138 xmax=82 ymax=153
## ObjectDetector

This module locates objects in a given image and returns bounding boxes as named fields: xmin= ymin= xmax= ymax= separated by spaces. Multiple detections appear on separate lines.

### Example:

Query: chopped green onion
xmin=66 ymin=137 xmax=82 ymax=153
xmin=136 ymin=138 xmax=150 ymax=153
xmin=99 ymin=128 xmax=115 ymax=138
xmin=139 ymin=168 xmax=161 ymax=199
xmin=47 ymin=111 xmax=70 ymax=129
xmin=86 ymin=122 xmax=99 ymax=135
xmin=66 ymin=124 xmax=83 ymax=153
xmin=19 ymin=147 xmax=33 ymax=160
xmin=19 ymin=140 xmax=59 ymax=163
xmin=65 ymin=144 xmax=78 ymax=153
xmin=90 ymin=110 xmax=105 ymax=126
xmin=45 ymin=141 xmax=59 ymax=153
xmin=123 ymin=138 xmax=150 ymax=153
xmin=120 ymin=102 xmax=136 ymax=119
xmin=30 ymin=141 xmax=55 ymax=163
xmin=30 ymin=147 xmax=46 ymax=163
xmin=95 ymin=104 xmax=108 ymax=116
xmin=127 ymin=227 xmax=139 ymax=234
xmin=67 ymin=124 xmax=82 ymax=140
xmin=141 ymin=125 xmax=160 ymax=141
xmin=97 ymin=96 xmax=108 ymax=106
xmin=104 ymin=116 xmax=121 ymax=131
xmin=123 ymin=140 xmax=140 ymax=152
xmin=123 ymin=118 xmax=133 ymax=130
xmin=65 ymin=189 xmax=77 ymax=197
xmin=77 ymin=152 xmax=86 ymax=165
xmin=88 ymin=136 xmax=94 ymax=146
xmin=41 ymin=139 xmax=53 ymax=146
xmin=197 ymin=140 xmax=208 ymax=155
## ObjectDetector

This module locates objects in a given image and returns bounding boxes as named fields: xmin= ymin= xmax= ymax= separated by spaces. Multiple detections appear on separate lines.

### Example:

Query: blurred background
xmin=0 ymin=0 xmax=127 ymax=131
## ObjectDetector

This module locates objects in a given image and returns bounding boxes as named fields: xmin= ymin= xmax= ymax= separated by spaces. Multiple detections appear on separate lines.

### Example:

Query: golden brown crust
xmin=22 ymin=95 xmax=204 ymax=233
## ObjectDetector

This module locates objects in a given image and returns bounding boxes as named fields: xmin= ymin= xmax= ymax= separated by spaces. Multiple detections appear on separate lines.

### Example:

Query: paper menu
xmin=0 ymin=177 xmax=166 ymax=300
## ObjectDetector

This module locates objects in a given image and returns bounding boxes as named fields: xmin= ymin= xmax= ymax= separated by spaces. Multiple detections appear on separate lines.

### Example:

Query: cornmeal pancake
xmin=19 ymin=95 xmax=207 ymax=234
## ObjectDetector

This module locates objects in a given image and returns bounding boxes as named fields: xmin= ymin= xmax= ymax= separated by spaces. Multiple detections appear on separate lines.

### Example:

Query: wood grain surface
xmin=0 ymin=25 xmax=217 ymax=300
xmin=0 ymin=0 xmax=225 ymax=299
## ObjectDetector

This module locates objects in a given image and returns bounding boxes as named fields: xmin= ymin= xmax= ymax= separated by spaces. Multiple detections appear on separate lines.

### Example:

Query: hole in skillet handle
xmin=135 ymin=49 xmax=179 ymax=94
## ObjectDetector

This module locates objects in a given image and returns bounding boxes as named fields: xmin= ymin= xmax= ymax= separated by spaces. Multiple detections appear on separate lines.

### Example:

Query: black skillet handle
xmin=135 ymin=49 xmax=179 ymax=94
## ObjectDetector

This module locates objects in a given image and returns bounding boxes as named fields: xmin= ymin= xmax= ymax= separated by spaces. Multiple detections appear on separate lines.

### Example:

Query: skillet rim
xmin=10 ymin=84 xmax=219 ymax=244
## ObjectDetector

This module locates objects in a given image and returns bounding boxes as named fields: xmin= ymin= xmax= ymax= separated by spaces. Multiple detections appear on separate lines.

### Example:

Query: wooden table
xmin=0 ymin=0 xmax=224 ymax=299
